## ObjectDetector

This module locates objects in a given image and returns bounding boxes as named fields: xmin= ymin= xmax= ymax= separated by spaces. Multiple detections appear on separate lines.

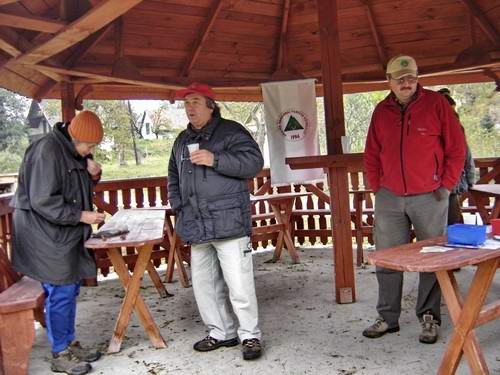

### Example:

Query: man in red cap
xmin=11 ymin=110 xmax=106 ymax=374
xmin=363 ymin=55 xmax=465 ymax=344
xmin=168 ymin=82 xmax=264 ymax=360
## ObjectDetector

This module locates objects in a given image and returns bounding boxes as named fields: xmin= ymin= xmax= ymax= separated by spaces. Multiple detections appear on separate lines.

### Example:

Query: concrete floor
xmin=28 ymin=246 xmax=500 ymax=375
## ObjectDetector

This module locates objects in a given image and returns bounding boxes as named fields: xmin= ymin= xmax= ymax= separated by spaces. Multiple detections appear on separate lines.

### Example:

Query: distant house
xmin=26 ymin=100 xmax=51 ymax=142
xmin=139 ymin=111 xmax=158 ymax=140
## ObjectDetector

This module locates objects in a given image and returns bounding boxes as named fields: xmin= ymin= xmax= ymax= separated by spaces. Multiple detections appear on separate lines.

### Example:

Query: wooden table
xmin=251 ymin=192 xmax=311 ymax=263
xmin=469 ymin=184 xmax=500 ymax=224
xmin=85 ymin=209 xmax=169 ymax=353
xmin=368 ymin=237 xmax=500 ymax=375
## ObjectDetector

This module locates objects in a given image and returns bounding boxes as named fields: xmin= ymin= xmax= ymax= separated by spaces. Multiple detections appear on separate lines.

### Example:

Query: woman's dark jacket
xmin=10 ymin=123 xmax=97 ymax=285
xmin=168 ymin=114 xmax=264 ymax=244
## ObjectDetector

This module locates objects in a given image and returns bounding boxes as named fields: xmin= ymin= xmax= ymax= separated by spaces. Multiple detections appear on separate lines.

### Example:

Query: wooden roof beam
xmin=275 ymin=0 xmax=290 ymax=72
xmin=0 ymin=0 xmax=18 ymax=6
xmin=460 ymin=0 xmax=500 ymax=48
xmin=181 ymin=0 xmax=223 ymax=77
xmin=0 ymin=28 xmax=21 ymax=57
xmin=15 ymin=0 xmax=144 ymax=65
xmin=33 ymin=23 xmax=112 ymax=100
xmin=0 ymin=27 xmax=66 ymax=82
xmin=33 ymin=63 xmax=182 ymax=91
xmin=360 ymin=0 xmax=387 ymax=68
xmin=0 ymin=13 xmax=66 ymax=33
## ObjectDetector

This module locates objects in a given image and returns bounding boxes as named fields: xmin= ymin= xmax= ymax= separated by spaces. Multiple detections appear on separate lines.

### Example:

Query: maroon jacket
xmin=365 ymin=85 xmax=465 ymax=196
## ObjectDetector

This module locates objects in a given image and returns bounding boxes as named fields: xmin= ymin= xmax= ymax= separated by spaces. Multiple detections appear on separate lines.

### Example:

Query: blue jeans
xmin=42 ymin=282 xmax=80 ymax=354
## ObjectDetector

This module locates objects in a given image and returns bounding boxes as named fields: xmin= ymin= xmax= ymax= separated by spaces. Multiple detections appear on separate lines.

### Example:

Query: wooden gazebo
xmin=0 ymin=0 xmax=499 ymax=303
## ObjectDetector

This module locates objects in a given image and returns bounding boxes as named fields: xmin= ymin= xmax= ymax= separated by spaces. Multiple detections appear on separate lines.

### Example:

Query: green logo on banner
xmin=284 ymin=116 xmax=305 ymax=131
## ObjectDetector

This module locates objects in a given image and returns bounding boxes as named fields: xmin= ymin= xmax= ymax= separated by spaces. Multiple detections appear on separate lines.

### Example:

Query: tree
xmin=0 ymin=89 xmax=29 ymax=152
xmin=148 ymin=103 xmax=174 ymax=139
xmin=84 ymin=100 xmax=133 ymax=166
xmin=479 ymin=113 xmax=494 ymax=131
xmin=0 ymin=89 xmax=29 ymax=173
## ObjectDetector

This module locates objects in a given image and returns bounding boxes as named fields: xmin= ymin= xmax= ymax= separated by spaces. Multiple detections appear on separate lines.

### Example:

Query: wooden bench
xmin=0 ymin=250 xmax=45 ymax=375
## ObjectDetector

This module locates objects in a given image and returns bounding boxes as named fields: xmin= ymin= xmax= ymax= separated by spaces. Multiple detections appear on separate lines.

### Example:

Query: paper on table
xmin=444 ymin=239 xmax=500 ymax=250
xmin=420 ymin=246 xmax=455 ymax=253
xmin=481 ymin=239 xmax=500 ymax=250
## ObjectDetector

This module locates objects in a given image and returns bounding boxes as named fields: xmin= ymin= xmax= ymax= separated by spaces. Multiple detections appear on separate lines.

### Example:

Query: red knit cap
xmin=68 ymin=110 xmax=104 ymax=143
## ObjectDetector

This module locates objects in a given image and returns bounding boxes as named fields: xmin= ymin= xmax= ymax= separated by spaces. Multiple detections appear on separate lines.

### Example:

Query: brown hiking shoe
xmin=242 ymin=338 xmax=262 ymax=360
xmin=193 ymin=335 xmax=239 ymax=352
xmin=419 ymin=313 xmax=439 ymax=344
xmin=362 ymin=317 xmax=400 ymax=338
xmin=69 ymin=341 xmax=101 ymax=362
xmin=51 ymin=349 xmax=91 ymax=375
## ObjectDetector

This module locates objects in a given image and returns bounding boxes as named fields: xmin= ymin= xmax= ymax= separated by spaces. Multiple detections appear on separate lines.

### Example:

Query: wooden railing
xmin=0 ymin=157 xmax=498 ymax=274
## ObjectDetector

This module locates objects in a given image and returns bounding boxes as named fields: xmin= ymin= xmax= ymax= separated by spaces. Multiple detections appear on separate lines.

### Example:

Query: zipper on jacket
xmin=203 ymin=166 xmax=207 ymax=181
xmin=406 ymin=113 xmax=412 ymax=136
xmin=433 ymin=153 xmax=439 ymax=181
xmin=399 ymin=107 xmax=408 ymax=194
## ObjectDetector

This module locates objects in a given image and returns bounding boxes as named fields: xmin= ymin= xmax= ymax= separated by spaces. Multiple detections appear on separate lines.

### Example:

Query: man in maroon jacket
xmin=363 ymin=55 xmax=465 ymax=344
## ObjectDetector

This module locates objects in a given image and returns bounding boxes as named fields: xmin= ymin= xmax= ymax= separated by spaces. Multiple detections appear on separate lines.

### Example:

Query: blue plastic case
xmin=447 ymin=224 xmax=486 ymax=246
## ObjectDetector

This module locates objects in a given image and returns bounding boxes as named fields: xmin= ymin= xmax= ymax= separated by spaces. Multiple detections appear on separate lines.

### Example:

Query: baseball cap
xmin=175 ymin=82 xmax=215 ymax=100
xmin=386 ymin=55 xmax=418 ymax=79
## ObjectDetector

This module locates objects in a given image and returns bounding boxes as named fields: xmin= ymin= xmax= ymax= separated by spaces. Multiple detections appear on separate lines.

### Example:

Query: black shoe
xmin=193 ymin=335 xmax=239 ymax=352
xmin=242 ymin=338 xmax=262 ymax=360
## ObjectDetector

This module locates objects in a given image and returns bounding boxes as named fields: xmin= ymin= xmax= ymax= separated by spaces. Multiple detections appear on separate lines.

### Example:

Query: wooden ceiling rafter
xmin=0 ymin=0 xmax=18 ymax=6
xmin=0 ymin=28 xmax=21 ymax=57
xmin=180 ymin=0 xmax=224 ymax=77
xmin=34 ymin=5 xmax=112 ymax=100
xmin=0 ymin=13 xmax=66 ymax=33
xmin=33 ymin=63 xmax=182 ymax=90
xmin=459 ymin=0 xmax=500 ymax=48
xmin=0 ymin=27 xmax=66 ymax=82
xmin=468 ymin=12 xmax=476 ymax=46
xmin=360 ymin=0 xmax=387 ymax=69
xmin=14 ymin=0 xmax=144 ymax=66
xmin=275 ymin=0 xmax=290 ymax=72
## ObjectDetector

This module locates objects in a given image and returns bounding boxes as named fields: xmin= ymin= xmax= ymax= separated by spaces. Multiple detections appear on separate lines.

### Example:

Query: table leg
xmin=436 ymin=258 xmax=498 ymax=375
xmin=173 ymin=245 xmax=190 ymax=288
xmin=107 ymin=246 xmax=166 ymax=353
xmin=146 ymin=262 xmax=173 ymax=298
xmin=470 ymin=192 xmax=491 ymax=224
xmin=164 ymin=216 xmax=190 ymax=287
xmin=270 ymin=200 xmax=299 ymax=264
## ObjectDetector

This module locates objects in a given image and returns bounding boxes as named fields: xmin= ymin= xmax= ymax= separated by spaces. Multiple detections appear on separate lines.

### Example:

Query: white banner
xmin=261 ymin=79 xmax=324 ymax=185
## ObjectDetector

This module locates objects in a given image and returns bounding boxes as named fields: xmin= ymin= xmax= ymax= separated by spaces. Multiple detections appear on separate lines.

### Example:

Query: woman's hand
xmin=80 ymin=211 xmax=105 ymax=224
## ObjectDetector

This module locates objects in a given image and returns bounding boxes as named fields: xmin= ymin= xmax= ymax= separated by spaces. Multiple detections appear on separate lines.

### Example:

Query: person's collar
xmin=54 ymin=122 xmax=84 ymax=159
xmin=186 ymin=113 xmax=221 ymax=141
xmin=387 ymin=84 xmax=422 ymax=107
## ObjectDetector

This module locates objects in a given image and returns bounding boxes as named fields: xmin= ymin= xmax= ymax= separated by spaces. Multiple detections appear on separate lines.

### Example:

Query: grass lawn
xmin=100 ymin=155 xmax=168 ymax=180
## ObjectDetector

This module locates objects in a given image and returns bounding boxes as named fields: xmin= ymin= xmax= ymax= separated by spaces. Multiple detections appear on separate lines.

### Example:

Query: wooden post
xmin=317 ymin=0 xmax=356 ymax=303
xmin=60 ymin=82 xmax=76 ymax=123
xmin=317 ymin=0 xmax=346 ymax=155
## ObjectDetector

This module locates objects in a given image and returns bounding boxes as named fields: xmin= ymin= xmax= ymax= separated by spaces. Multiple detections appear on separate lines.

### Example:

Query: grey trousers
xmin=374 ymin=187 xmax=449 ymax=327
xmin=191 ymin=236 xmax=262 ymax=341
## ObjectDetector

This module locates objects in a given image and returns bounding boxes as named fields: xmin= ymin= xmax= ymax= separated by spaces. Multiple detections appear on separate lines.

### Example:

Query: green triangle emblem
xmin=284 ymin=115 xmax=304 ymax=131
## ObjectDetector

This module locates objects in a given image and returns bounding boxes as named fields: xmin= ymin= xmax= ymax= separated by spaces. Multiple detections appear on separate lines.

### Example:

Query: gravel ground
xmin=28 ymin=246 xmax=500 ymax=375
